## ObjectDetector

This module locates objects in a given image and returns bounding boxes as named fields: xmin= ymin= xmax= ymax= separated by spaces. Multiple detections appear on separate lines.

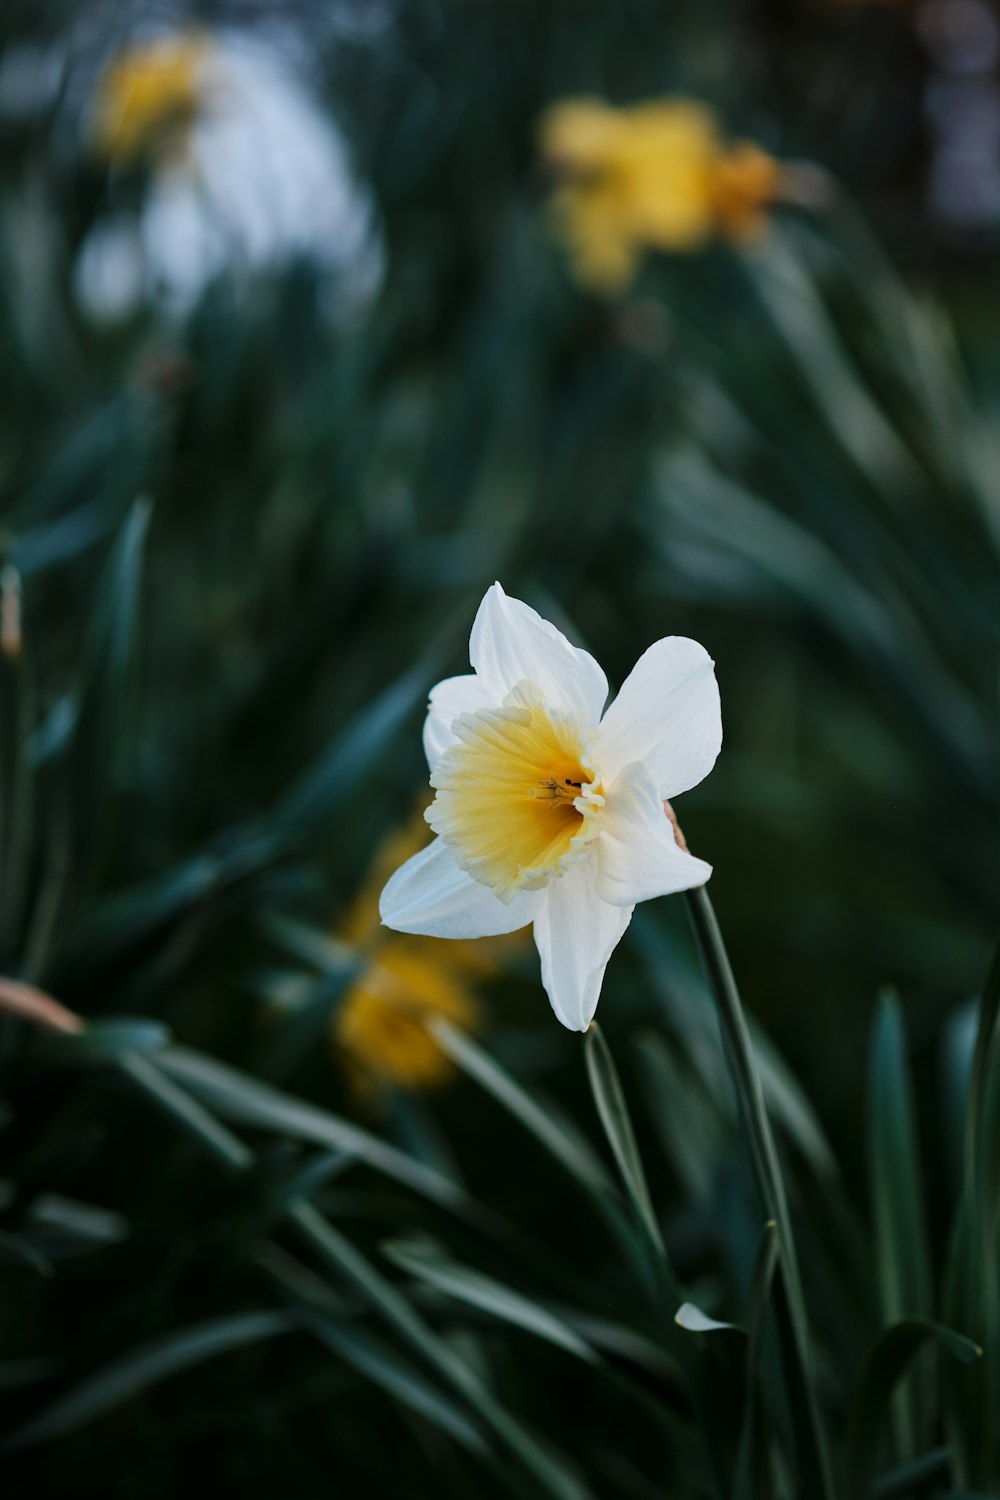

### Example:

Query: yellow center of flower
xmin=92 ymin=32 xmax=210 ymax=167
xmin=427 ymin=682 xmax=603 ymax=903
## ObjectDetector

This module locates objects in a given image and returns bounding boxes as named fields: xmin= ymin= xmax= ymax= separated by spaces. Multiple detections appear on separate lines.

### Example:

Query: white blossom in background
xmin=380 ymin=584 xmax=722 ymax=1032
xmin=75 ymin=29 xmax=383 ymax=324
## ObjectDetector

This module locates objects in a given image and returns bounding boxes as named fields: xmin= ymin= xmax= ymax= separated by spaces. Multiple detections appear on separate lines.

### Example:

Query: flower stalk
xmin=684 ymin=885 xmax=835 ymax=1500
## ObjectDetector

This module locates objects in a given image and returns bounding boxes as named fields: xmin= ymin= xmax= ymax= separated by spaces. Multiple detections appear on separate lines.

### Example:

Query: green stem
xmin=685 ymin=886 xmax=835 ymax=1500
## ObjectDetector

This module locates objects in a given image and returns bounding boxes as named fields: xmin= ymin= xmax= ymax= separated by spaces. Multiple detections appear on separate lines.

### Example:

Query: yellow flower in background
xmin=91 ymin=32 xmax=210 ymax=166
xmin=538 ymin=97 xmax=787 ymax=293
xmin=334 ymin=810 xmax=511 ymax=1094
xmin=335 ymin=943 xmax=479 ymax=1093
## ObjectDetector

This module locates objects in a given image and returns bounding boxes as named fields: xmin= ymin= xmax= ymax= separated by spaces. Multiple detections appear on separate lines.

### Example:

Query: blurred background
xmin=1 ymin=1 xmax=998 ymax=1496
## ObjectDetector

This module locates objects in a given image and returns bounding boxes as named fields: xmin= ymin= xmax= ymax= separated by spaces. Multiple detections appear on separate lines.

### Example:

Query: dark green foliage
xmin=2 ymin=1 xmax=999 ymax=1496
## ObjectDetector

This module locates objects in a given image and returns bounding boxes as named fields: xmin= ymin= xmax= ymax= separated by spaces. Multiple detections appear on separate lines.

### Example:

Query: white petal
xmin=595 ymin=637 xmax=722 ymax=797
xmin=422 ymin=673 xmax=493 ymax=770
xmin=469 ymin=583 xmax=608 ymax=722
xmin=532 ymin=860 xmax=633 ymax=1032
xmin=380 ymin=836 xmax=542 ymax=938
xmin=595 ymin=762 xmax=712 ymax=908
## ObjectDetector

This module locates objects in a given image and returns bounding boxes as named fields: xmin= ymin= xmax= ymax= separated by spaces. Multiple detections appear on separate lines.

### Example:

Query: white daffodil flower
xmin=77 ymin=30 xmax=382 ymax=324
xmin=379 ymin=584 xmax=722 ymax=1032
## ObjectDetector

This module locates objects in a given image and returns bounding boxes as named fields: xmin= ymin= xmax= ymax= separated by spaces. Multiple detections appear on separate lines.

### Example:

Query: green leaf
xmin=260 ymin=912 xmax=355 ymax=976
xmin=261 ymin=964 xmax=361 ymax=1084
xmin=11 ymin=497 xmax=117 ymax=577
xmin=157 ymin=1044 xmax=481 ymax=1216
xmin=383 ymin=1238 xmax=599 ymax=1363
xmin=632 ymin=914 xmax=838 ymax=1183
xmin=288 ymin=1203 xmax=590 ymax=1500
xmin=68 ymin=495 xmax=152 ymax=886
xmin=872 ymin=1446 xmax=950 ymax=1499
xmin=585 ymin=1023 xmax=665 ymax=1260
xmin=42 ymin=1016 xmax=171 ymax=1064
xmin=551 ymin=1310 xmax=678 ymax=1378
xmin=848 ymin=1317 xmax=982 ymax=1496
xmin=967 ymin=934 xmax=1000 ymax=1211
xmin=304 ymin=1314 xmax=489 ymax=1455
xmin=120 ymin=1051 xmax=589 ymax=1500
xmin=633 ymin=1029 xmax=730 ymax=1202
xmin=430 ymin=1018 xmax=612 ymax=1197
xmin=0 ymin=563 xmax=33 ymax=954
xmin=745 ymin=1220 xmax=780 ymax=1383
xmin=749 ymin=1023 xmax=839 ymax=1183
xmin=271 ymin=658 xmax=435 ymax=844
xmin=943 ymin=938 xmax=1000 ymax=1487
xmin=66 ymin=841 xmax=277 ymax=967
xmin=118 ymin=1053 xmax=253 ymax=1173
xmin=734 ymin=1221 xmax=781 ymax=1500
xmin=685 ymin=887 xmax=834 ymax=1500
xmin=744 ymin=229 xmax=920 ymax=496
xmin=24 ymin=1191 xmax=128 ymax=1247
xmin=867 ymin=989 xmax=933 ymax=1458
xmin=3 ymin=1310 xmax=294 ymax=1448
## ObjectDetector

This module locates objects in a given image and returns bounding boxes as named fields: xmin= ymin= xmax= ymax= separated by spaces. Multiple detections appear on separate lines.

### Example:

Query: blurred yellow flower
xmin=538 ymin=98 xmax=786 ymax=293
xmin=90 ymin=32 xmax=210 ymax=166
xmin=334 ymin=811 xmax=504 ymax=1094
xmin=335 ymin=942 xmax=479 ymax=1093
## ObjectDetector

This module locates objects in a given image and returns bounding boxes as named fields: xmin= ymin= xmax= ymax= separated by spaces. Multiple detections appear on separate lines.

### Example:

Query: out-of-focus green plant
xmin=1 ymin=0 xmax=999 ymax=1496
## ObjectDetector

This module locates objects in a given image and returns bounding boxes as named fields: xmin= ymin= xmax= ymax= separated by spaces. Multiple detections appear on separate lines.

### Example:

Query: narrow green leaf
xmin=68 ymin=496 xmax=152 ymax=887
xmin=42 ymin=1017 xmax=170 ymax=1065
xmin=289 ymin=1203 xmax=590 ymax=1500
xmin=848 ymin=1317 xmax=982 ymax=1496
xmin=585 ymin=1023 xmax=664 ymax=1258
xmin=4 ymin=1310 xmax=294 ymax=1449
xmin=24 ymin=1192 xmax=128 ymax=1247
xmin=634 ymin=1029 xmax=729 ymax=1202
xmin=685 ymin=887 xmax=834 ymax=1500
xmin=734 ymin=1221 xmax=781 ymax=1500
xmin=261 ymin=964 xmax=361 ymax=1083
xmin=384 ymin=1238 xmax=599 ymax=1362
xmin=272 ymin=658 xmax=435 ymax=843
xmin=744 ymin=230 xmax=920 ymax=495
xmin=304 ymin=1314 xmax=489 ymax=1455
xmin=11 ymin=496 xmax=117 ymax=577
xmin=552 ymin=1310 xmax=678 ymax=1378
xmin=745 ymin=1220 xmax=780 ymax=1381
xmin=260 ymin=912 xmax=355 ymax=975
xmin=967 ymin=934 xmax=1000 ymax=1205
xmin=872 ymin=1446 xmax=950 ymax=1499
xmin=867 ymin=989 xmax=933 ymax=1458
xmin=431 ymin=1017 xmax=612 ymax=1197
xmin=118 ymin=1053 xmax=253 ymax=1172
xmin=67 ymin=841 xmax=276 ymax=967
xmin=750 ymin=1024 xmax=839 ymax=1182
xmin=120 ymin=1022 xmax=589 ymax=1500
xmin=944 ymin=940 xmax=1000 ymax=1487
xmin=632 ymin=915 xmax=838 ymax=1182
xmin=0 ymin=563 xmax=33 ymax=953
xmin=157 ymin=1044 xmax=479 ymax=1215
